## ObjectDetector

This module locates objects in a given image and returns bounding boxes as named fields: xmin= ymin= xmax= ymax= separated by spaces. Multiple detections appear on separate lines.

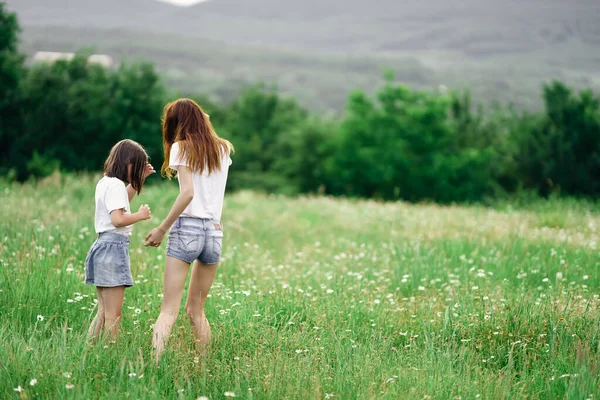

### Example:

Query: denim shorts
xmin=85 ymin=232 xmax=133 ymax=287
xmin=166 ymin=217 xmax=224 ymax=265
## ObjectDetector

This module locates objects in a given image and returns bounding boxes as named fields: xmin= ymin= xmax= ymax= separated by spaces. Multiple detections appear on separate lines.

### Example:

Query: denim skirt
xmin=85 ymin=232 xmax=133 ymax=287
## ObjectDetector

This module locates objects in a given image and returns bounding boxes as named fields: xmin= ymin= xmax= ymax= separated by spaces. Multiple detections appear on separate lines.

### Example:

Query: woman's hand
xmin=145 ymin=227 xmax=166 ymax=247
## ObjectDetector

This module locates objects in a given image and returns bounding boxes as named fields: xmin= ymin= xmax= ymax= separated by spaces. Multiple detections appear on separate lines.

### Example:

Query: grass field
xmin=1 ymin=174 xmax=599 ymax=399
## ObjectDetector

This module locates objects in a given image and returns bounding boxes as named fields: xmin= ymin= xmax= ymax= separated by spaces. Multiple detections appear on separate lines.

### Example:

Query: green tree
xmin=224 ymin=85 xmax=307 ymax=191
xmin=273 ymin=118 xmax=337 ymax=194
xmin=331 ymin=75 xmax=498 ymax=202
xmin=107 ymin=62 xmax=166 ymax=167
xmin=0 ymin=2 xmax=25 ymax=175
xmin=516 ymin=82 xmax=600 ymax=196
xmin=16 ymin=54 xmax=164 ymax=178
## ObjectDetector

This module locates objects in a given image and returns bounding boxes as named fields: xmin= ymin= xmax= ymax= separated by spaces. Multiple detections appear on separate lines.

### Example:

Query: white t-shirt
xmin=94 ymin=176 xmax=132 ymax=236
xmin=169 ymin=141 xmax=232 ymax=221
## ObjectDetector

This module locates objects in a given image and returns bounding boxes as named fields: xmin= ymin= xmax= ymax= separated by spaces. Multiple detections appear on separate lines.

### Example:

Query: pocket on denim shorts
xmin=170 ymin=227 xmax=204 ymax=262
xmin=178 ymin=233 xmax=201 ymax=254
xmin=199 ymin=229 xmax=223 ymax=264
xmin=212 ymin=231 xmax=223 ymax=258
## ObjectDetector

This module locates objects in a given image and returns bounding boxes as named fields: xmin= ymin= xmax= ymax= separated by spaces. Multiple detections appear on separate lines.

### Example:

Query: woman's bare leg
xmin=152 ymin=256 xmax=190 ymax=361
xmin=185 ymin=261 xmax=219 ymax=355
xmin=88 ymin=287 xmax=105 ymax=339
xmin=102 ymin=286 xmax=125 ymax=339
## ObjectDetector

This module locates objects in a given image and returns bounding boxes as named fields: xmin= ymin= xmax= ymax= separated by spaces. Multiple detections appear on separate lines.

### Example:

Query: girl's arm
xmin=144 ymin=166 xmax=194 ymax=247
xmin=111 ymin=204 xmax=151 ymax=227
xmin=126 ymin=185 xmax=136 ymax=202
xmin=126 ymin=163 xmax=156 ymax=201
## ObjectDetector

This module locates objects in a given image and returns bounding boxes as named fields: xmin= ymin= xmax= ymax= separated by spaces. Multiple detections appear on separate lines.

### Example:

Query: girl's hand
xmin=143 ymin=163 xmax=156 ymax=180
xmin=138 ymin=204 xmax=152 ymax=220
xmin=145 ymin=227 xmax=166 ymax=247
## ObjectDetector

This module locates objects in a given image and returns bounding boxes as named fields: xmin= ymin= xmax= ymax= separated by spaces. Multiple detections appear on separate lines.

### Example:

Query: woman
xmin=145 ymin=98 xmax=233 ymax=360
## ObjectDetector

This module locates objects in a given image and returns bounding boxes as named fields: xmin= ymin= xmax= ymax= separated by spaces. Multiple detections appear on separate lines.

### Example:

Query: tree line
xmin=1 ymin=4 xmax=599 ymax=202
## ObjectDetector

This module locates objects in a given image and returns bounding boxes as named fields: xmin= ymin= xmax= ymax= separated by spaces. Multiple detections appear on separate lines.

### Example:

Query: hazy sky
xmin=156 ymin=0 xmax=210 ymax=6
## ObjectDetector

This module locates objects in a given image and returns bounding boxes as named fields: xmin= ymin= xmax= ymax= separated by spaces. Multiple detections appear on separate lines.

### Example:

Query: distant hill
xmin=9 ymin=0 xmax=600 ymax=55
xmin=195 ymin=0 xmax=600 ymax=56
xmin=6 ymin=0 xmax=600 ymax=111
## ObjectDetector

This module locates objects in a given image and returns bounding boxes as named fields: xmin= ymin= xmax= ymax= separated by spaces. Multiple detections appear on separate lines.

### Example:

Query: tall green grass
xmin=1 ymin=174 xmax=599 ymax=399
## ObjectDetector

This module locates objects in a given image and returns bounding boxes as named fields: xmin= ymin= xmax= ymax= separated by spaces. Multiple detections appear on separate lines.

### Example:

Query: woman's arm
xmin=144 ymin=166 xmax=194 ymax=247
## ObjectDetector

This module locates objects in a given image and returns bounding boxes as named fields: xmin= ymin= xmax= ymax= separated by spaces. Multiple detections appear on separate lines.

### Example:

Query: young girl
xmin=86 ymin=139 xmax=155 ymax=339
xmin=145 ymin=99 xmax=233 ymax=360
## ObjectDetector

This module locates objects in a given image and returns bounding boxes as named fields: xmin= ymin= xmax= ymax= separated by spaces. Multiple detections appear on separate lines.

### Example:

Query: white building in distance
xmin=32 ymin=51 xmax=114 ymax=68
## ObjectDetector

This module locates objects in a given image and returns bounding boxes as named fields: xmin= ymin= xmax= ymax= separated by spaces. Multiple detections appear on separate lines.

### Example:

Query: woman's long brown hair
xmin=161 ymin=98 xmax=233 ymax=179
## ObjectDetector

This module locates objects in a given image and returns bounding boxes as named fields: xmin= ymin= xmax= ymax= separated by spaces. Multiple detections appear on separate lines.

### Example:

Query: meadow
xmin=1 ymin=174 xmax=599 ymax=399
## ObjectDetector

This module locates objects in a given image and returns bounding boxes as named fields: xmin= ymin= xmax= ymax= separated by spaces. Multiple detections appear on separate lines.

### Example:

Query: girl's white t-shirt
xmin=94 ymin=176 xmax=132 ymax=236
xmin=169 ymin=142 xmax=232 ymax=221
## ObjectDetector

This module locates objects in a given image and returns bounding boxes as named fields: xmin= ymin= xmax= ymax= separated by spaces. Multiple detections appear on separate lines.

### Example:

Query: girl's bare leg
xmin=185 ymin=261 xmax=219 ymax=355
xmin=88 ymin=287 xmax=105 ymax=339
xmin=152 ymin=256 xmax=190 ymax=361
xmin=102 ymin=286 xmax=125 ymax=339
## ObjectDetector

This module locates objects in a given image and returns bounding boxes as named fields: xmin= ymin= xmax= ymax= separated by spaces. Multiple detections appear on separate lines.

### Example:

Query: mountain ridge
xmin=6 ymin=0 xmax=600 ymax=111
xmin=8 ymin=0 xmax=600 ymax=56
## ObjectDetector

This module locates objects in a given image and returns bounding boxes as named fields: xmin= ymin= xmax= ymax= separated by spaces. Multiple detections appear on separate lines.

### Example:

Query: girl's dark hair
xmin=104 ymin=139 xmax=148 ymax=194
